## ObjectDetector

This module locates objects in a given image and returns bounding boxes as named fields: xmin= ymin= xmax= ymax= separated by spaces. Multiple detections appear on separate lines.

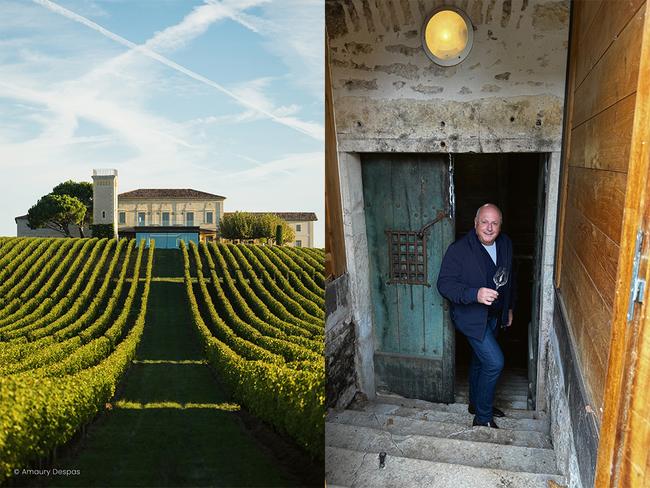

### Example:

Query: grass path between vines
xmin=47 ymin=249 xmax=295 ymax=487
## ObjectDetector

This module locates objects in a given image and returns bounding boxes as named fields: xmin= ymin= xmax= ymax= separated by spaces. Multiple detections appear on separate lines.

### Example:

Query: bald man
xmin=437 ymin=203 xmax=516 ymax=428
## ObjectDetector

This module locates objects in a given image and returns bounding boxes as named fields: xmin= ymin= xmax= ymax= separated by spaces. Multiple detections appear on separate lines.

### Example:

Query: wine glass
xmin=493 ymin=266 xmax=508 ymax=290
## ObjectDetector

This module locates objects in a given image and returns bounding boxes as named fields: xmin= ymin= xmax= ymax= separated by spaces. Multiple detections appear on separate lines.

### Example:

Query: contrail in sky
xmin=32 ymin=0 xmax=324 ymax=141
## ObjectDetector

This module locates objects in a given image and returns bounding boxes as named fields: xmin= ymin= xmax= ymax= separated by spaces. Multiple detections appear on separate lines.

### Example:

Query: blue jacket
xmin=436 ymin=230 xmax=516 ymax=341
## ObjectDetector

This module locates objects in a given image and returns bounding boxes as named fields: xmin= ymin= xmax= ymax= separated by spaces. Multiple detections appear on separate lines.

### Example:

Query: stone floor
xmin=326 ymin=368 xmax=567 ymax=488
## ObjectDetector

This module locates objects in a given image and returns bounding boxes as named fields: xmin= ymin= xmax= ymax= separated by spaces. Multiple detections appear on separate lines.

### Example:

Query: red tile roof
xmin=119 ymin=189 xmax=226 ymax=199
xmin=224 ymin=212 xmax=317 ymax=221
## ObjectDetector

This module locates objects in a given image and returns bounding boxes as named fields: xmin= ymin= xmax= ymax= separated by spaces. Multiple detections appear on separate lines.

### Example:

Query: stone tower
xmin=92 ymin=169 xmax=118 ymax=237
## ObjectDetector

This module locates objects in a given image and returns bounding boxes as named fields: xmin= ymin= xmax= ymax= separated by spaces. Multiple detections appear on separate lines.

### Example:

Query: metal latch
xmin=627 ymin=230 xmax=646 ymax=322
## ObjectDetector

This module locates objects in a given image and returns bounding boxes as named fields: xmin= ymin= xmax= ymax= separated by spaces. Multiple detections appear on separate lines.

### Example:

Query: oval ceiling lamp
xmin=422 ymin=6 xmax=474 ymax=66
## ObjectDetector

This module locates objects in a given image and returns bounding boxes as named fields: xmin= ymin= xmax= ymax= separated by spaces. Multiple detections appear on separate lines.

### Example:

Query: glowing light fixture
xmin=422 ymin=7 xmax=473 ymax=66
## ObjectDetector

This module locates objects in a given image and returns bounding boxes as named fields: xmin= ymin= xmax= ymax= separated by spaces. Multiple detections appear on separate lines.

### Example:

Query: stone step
xmin=456 ymin=382 xmax=530 ymax=393
xmin=326 ymin=446 xmax=566 ymax=488
xmin=455 ymin=391 xmax=529 ymax=401
xmin=457 ymin=378 xmax=530 ymax=387
xmin=455 ymin=395 xmax=528 ymax=410
xmin=329 ymin=409 xmax=553 ymax=449
xmin=326 ymin=423 xmax=560 ymax=475
xmin=456 ymin=391 xmax=530 ymax=403
xmin=375 ymin=393 xmax=543 ymax=420
xmin=347 ymin=401 xmax=550 ymax=433
xmin=455 ymin=388 xmax=529 ymax=399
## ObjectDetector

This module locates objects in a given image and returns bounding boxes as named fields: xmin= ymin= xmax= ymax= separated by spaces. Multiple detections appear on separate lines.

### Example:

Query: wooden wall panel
xmin=568 ymin=167 xmax=627 ymax=245
xmin=559 ymin=242 xmax=608 ymax=412
xmin=573 ymin=4 xmax=645 ymax=127
xmin=575 ymin=0 xmax=645 ymax=88
xmin=558 ymin=0 xmax=648 ymax=436
xmin=563 ymin=204 xmax=619 ymax=309
xmin=575 ymin=0 xmax=602 ymax=51
xmin=569 ymin=94 xmax=636 ymax=173
xmin=563 ymin=241 xmax=612 ymax=361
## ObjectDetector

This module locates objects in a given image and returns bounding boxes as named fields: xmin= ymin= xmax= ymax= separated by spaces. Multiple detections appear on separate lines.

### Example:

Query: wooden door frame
xmin=595 ymin=7 xmax=650 ymax=486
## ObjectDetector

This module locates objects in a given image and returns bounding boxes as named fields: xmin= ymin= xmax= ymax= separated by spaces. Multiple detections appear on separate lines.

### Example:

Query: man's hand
xmin=477 ymin=287 xmax=499 ymax=305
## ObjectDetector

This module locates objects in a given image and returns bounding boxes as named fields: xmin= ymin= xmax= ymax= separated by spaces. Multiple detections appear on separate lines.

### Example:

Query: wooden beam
xmin=325 ymin=31 xmax=347 ymax=279
xmin=555 ymin=0 xmax=579 ymax=289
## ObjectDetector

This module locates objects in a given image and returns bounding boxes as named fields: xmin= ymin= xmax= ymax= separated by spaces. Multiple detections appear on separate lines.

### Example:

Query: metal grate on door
xmin=386 ymin=230 xmax=428 ymax=285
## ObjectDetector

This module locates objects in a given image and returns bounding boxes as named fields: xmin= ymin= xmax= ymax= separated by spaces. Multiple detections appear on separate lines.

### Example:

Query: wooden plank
xmin=575 ymin=0 xmax=645 ymax=88
xmin=393 ymin=157 xmax=425 ymax=356
xmin=563 ymin=203 xmax=620 ymax=309
xmin=568 ymin=166 xmax=627 ymax=245
xmin=561 ymin=237 xmax=612 ymax=377
xmin=420 ymin=156 xmax=446 ymax=359
xmin=578 ymin=321 xmax=607 ymax=416
xmin=646 ymin=421 xmax=650 ymax=488
xmin=559 ymin=285 xmax=607 ymax=420
xmin=621 ymin=410 xmax=650 ymax=485
xmin=595 ymin=3 xmax=650 ymax=484
xmin=573 ymin=4 xmax=645 ymax=127
xmin=560 ymin=240 xmax=612 ymax=368
xmin=569 ymin=93 xmax=636 ymax=173
xmin=560 ymin=272 xmax=607 ymax=418
xmin=325 ymin=34 xmax=347 ymax=278
xmin=362 ymin=157 xmax=400 ymax=353
xmin=575 ymin=0 xmax=604 ymax=53
xmin=556 ymin=0 xmax=581 ymax=289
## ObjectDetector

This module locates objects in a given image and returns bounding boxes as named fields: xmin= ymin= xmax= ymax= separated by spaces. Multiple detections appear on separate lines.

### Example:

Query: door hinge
xmin=627 ymin=230 xmax=646 ymax=322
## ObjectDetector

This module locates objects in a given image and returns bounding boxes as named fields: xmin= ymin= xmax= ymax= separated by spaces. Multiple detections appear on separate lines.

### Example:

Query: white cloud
xmin=146 ymin=0 xmax=270 ymax=52
xmin=228 ymin=151 xmax=322 ymax=180
xmin=32 ymin=0 xmax=323 ymax=140
xmin=233 ymin=0 xmax=324 ymax=98
xmin=0 ymin=1 xmax=324 ymax=245
xmin=180 ymin=77 xmax=320 ymax=138
xmin=0 ymin=79 xmax=196 ymax=166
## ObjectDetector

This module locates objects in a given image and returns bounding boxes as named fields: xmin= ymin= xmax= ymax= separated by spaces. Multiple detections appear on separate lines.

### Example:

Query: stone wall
xmin=325 ymin=273 xmax=358 ymax=408
xmin=326 ymin=0 xmax=569 ymax=153
xmin=546 ymin=293 xmax=599 ymax=488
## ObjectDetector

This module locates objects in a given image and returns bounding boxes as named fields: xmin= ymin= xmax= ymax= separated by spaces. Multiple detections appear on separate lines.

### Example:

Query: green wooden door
xmin=362 ymin=153 xmax=455 ymax=402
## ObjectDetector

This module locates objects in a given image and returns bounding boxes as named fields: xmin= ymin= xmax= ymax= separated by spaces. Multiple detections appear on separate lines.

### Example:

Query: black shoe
xmin=472 ymin=418 xmax=499 ymax=428
xmin=468 ymin=404 xmax=505 ymax=417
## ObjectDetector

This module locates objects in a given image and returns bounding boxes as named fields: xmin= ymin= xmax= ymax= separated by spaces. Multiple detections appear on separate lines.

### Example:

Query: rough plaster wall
xmin=535 ymin=151 xmax=561 ymax=412
xmin=326 ymin=0 xmax=569 ymax=153
xmin=547 ymin=330 xmax=583 ymax=488
xmin=338 ymin=151 xmax=376 ymax=398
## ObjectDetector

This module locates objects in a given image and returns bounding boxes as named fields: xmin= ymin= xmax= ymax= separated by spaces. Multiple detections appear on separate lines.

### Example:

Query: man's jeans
xmin=467 ymin=317 xmax=504 ymax=423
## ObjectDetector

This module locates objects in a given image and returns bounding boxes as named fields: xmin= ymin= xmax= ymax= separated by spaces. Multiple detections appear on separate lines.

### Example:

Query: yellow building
xmin=17 ymin=170 xmax=318 ymax=248
xmin=116 ymin=188 xmax=225 ymax=242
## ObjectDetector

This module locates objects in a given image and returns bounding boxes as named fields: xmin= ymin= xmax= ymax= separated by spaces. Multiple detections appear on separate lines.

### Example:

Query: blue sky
xmin=0 ymin=0 xmax=324 ymax=245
